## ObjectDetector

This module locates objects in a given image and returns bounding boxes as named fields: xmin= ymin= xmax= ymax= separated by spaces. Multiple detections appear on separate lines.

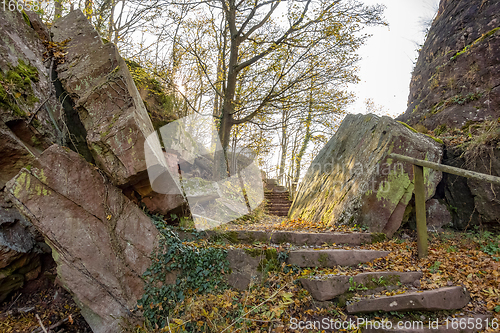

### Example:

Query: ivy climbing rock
xmin=289 ymin=114 xmax=443 ymax=237
xmin=5 ymin=145 xmax=159 ymax=333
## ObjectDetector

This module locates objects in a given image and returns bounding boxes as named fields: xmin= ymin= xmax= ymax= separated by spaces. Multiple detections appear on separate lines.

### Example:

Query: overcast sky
xmin=348 ymin=0 xmax=440 ymax=118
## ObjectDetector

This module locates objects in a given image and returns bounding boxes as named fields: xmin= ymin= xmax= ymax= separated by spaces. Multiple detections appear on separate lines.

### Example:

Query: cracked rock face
xmin=6 ymin=145 xmax=159 ymax=333
xmin=51 ymin=10 xmax=185 ymax=215
xmin=289 ymin=114 xmax=443 ymax=236
xmin=51 ymin=10 xmax=164 ymax=188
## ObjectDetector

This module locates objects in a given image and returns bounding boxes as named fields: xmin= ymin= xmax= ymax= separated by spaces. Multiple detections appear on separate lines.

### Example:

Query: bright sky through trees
xmin=349 ymin=0 xmax=440 ymax=117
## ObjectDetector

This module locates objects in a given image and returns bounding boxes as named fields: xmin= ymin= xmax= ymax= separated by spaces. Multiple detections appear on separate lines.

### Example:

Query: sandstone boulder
xmin=443 ymin=145 xmax=500 ymax=229
xmin=426 ymin=199 xmax=451 ymax=231
xmin=51 ymin=11 xmax=167 ymax=188
xmin=289 ymin=114 xmax=443 ymax=236
xmin=6 ymin=145 xmax=159 ymax=333
xmin=0 ymin=9 xmax=68 ymax=301
xmin=51 ymin=10 xmax=185 ymax=216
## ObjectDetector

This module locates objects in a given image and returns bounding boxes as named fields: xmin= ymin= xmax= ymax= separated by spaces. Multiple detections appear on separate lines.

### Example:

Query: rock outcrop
xmin=51 ymin=10 xmax=185 ymax=215
xmin=0 ymin=10 xmax=67 ymax=188
xmin=6 ymin=145 xmax=159 ymax=333
xmin=51 ymin=10 xmax=159 ymax=187
xmin=289 ymin=114 xmax=443 ymax=236
xmin=0 ymin=9 xmax=67 ymax=302
xmin=397 ymin=0 xmax=500 ymax=229
xmin=398 ymin=0 xmax=500 ymax=130
xmin=442 ymin=145 xmax=500 ymax=229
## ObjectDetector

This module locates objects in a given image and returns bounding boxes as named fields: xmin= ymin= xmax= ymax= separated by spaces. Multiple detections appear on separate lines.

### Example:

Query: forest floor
xmin=1 ymin=217 xmax=499 ymax=333
xmin=0 ymin=257 xmax=91 ymax=333
xmin=146 ymin=218 xmax=500 ymax=332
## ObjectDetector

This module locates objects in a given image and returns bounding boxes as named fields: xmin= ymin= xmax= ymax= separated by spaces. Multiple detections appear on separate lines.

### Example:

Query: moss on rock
xmin=0 ymin=59 xmax=39 ymax=117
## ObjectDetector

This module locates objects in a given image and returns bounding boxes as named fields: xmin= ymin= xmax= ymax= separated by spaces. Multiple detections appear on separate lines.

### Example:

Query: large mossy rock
xmin=6 ymin=145 xmax=159 ymax=333
xmin=289 ymin=114 xmax=443 ymax=237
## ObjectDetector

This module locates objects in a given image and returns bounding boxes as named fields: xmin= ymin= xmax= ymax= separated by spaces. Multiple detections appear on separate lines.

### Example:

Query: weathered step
xmin=300 ymin=271 xmax=422 ymax=301
xmin=265 ymin=186 xmax=288 ymax=193
xmin=268 ymin=212 xmax=289 ymax=217
xmin=266 ymin=196 xmax=290 ymax=200
xmin=347 ymin=286 xmax=470 ymax=314
xmin=289 ymin=249 xmax=390 ymax=268
xmin=213 ymin=230 xmax=379 ymax=246
xmin=267 ymin=210 xmax=290 ymax=215
xmin=267 ymin=201 xmax=291 ymax=205
xmin=267 ymin=208 xmax=290 ymax=213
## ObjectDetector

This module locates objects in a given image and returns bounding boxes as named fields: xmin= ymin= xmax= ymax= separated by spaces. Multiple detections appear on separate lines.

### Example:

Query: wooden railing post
xmin=413 ymin=164 xmax=428 ymax=258
xmin=388 ymin=152 xmax=500 ymax=259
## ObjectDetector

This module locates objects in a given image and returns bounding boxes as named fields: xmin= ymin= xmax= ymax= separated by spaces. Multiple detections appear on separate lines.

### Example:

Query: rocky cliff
xmin=398 ymin=0 xmax=500 ymax=130
xmin=398 ymin=0 xmax=500 ymax=230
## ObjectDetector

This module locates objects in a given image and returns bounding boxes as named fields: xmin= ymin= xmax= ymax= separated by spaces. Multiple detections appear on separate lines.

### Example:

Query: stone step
xmin=267 ymin=207 xmax=291 ymax=212
xmin=266 ymin=205 xmax=291 ymax=209
xmin=300 ymin=271 xmax=422 ymax=301
xmin=268 ymin=211 xmax=289 ymax=216
xmin=347 ymin=286 xmax=470 ymax=314
xmin=289 ymin=249 xmax=390 ymax=268
xmin=264 ymin=189 xmax=289 ymax=193
xmin=267 ymin=211 xmax=290 ymax=216
xmin=214 ymin=230 xmax=378 ymax=246
xmin=265 ymin=195 xmax=290 ymax=199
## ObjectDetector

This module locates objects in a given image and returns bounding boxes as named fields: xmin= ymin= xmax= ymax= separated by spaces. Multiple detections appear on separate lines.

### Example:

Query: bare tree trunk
xmin=278 ymin=107 xmax=288 ymax=186
xmin=107 ymin=0 xmax=115 ymax=42
xmin=293 ymin=91 xmax=313 ymax=184
xmin=84 ymin=0 xmax=92 ymax=21
xmin=108 ymin=0 xmax=116 ymax=41
xmin=54 ymin=0 xmax=63 ymax=20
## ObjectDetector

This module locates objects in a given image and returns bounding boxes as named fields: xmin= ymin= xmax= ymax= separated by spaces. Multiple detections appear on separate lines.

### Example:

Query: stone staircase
xmin=202 ymin=228 xmax=487 ymax=333
xmin=264 ymin=179 xmax=292 ymax=216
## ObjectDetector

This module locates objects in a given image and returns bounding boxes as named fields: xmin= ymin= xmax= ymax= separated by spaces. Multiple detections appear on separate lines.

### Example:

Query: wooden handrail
xmin=388 ymin=153 xmax=500 ymax=259
xmin=389 ymin=153 xmax=500 ymax=186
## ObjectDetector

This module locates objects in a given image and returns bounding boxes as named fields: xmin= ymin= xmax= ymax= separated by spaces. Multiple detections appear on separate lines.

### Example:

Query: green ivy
xmin=137 ymin=218 xmax=230 ymax=328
